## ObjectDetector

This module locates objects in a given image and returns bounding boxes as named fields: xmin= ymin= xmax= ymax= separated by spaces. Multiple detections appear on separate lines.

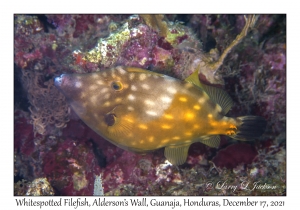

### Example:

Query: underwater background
xmin=14 ymin=14 xmax=286 ymax=196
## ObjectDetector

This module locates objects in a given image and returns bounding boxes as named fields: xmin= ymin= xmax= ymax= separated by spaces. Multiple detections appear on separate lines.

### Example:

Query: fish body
xmin=54 ymin=66 xmax=266 ymax=165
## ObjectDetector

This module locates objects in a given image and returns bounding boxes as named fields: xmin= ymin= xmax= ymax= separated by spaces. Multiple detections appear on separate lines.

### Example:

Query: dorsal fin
xmin=185 ymin=69 xmax=233 ymax=115
xmin=164 ymin=144 xmax=191 ymax=165
xmin=185 ymin=69 xmax=203 ymax=89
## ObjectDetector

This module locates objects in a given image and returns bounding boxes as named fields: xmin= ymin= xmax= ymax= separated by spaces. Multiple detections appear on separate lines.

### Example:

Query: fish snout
xmin=54 ymin=74 xmax=66 ymax=87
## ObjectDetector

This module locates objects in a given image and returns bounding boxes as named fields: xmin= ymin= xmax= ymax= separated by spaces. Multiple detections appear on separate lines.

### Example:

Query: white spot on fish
xmin=185 ymin=132 xmax=192 ymax=136
xmin=161 ymin=96 xmax=172 ymax=103
xmin=198 ymin=97 xmax=206 ymax=104
xmin=161 ymin=139 xmax=170 ymax=143
xmin=117 ymin=68 xmax=126 ymax=75
xmin=138 ymin=124 xmax=148 ymax=129
xmin=139 ymin=74 xmax=147 ymax=81
xmin=193 ymin=105 xmax=201 ymax=110
xmin=161 ymin=124 xmax=172 ymax=129
xmin=115 ymin=97 xmax=122 ymax=103
xmin=75 ymin=81 xmax=82 ymax=88
xmin=179 ymin=97 xmax=187 ymax=102
xmin=97 ymin=81 xmax=104 ymax=85
xmin=148 ymin=136 xmax=154 ymax=142
xmin=103 ymin=101 xmax=110 ymax=107
xmin=127 ymin=106 xmax=134 ymax=111
xmin=164 ymin=114 xmax=173 ymax=119
xmin=100 ymin=88 xmax=109 ymax=93
xmin=104 ymin=93 xmax=111 ymax=99
xmin=141 ymin=84 xmax=150 ymax=90
xmin=128 ymin=94 xmax=135 ymax=100
xmin=129 ymin=73 xmax=135 ymax=80
xmin=146 ymin=110 xmax=158 ymax=116
xmin=144 ymin=99 xmax=155 ymax=106
xmin=131 ymin=85 xmax=137 ymax=91
xmin=167 ymin=87 xmax=177 ymax=94
xmin=90 ymin=95 xmax=97 ymax=104
xmin=89 ymin=85 xmax=98 ymax=91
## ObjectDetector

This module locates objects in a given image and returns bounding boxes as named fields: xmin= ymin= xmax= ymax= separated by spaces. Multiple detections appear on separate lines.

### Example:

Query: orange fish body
xmin=54 ymin=66 xmax=266 ymax=165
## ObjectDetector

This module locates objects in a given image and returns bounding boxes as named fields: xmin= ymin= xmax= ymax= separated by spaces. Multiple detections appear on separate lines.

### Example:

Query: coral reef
xmin=14 ymin=14 xmax=286 ymax=196
xmin=212 ymin=143 xmax=258 ymax=169
xmin=14 ymin=178 xmax=54 ymax=196
xmin=22 ymin=70 xmax=70 ymax=135
xmin=140 ymin=14 xmax=169 ymax=37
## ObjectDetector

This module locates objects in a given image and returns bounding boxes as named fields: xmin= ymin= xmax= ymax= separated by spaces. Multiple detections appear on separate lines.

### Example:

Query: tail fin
xmin=232 ymin=116 xmax=267 ymax=141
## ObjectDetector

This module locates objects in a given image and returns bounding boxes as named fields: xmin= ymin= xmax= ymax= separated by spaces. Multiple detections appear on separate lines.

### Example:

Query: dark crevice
xmin=14 ymin=64 xmax=30 ymax=112
xmin=89 ymin=139 xmax=107 ymax=168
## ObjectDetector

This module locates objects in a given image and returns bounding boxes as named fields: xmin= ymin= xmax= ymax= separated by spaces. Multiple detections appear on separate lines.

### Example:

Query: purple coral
xmin=117 ymin=24 xmax=158 ymax=68
xmin=22 ymin=70 xmax=70 ymax=135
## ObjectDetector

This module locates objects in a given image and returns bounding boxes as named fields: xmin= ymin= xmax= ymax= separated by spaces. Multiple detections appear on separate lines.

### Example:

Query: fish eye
xmin=111 ymin=81 xmax=123 ymax=91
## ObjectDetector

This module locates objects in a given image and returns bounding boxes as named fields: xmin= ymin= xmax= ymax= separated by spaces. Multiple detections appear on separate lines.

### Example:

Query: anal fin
xmin=198 ymin=135 xmax=220 ymax=148
xmin=164 ymin=144 xmax=191 ymax=165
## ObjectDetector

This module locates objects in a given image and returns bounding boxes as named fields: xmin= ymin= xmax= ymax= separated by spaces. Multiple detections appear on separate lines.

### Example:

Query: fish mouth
xmin=54 ymin=74 xmax=65 ymax=87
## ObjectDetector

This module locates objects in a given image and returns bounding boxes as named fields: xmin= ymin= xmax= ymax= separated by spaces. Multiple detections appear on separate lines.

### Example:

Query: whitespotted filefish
xmin=54 ymin=66 xmax=266 ymax=165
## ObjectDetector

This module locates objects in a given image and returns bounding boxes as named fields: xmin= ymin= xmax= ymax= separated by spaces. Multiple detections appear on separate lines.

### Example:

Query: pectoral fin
xmin=164 ymin=144 xmax=191 ymax=165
